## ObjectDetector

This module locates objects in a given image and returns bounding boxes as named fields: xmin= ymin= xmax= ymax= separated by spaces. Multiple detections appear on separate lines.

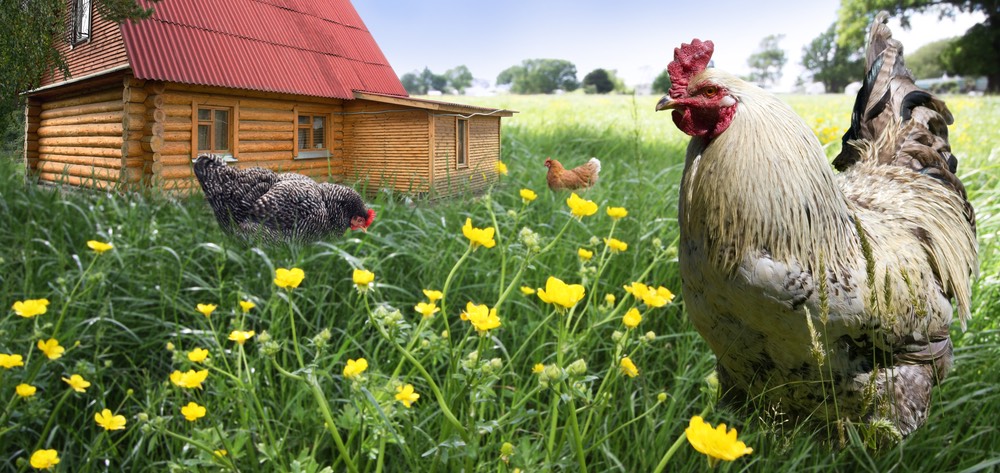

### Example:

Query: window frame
xmin=195 ymin=105 xmax=234 ymax=160
xmin=456 ymin=118 xmax=469 ymax=169
xmin=294 ymin=110 xmax=331 ymax=160
xmin=71 ymin=0 xmax=92 ymax=45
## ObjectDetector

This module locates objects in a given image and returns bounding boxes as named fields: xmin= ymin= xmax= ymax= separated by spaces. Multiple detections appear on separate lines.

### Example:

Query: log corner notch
xmin=24 ymin=97 xmax=41 ymax=175
xmin=142 ymin=79 xmax=166 ymax=186
xmin=121 ymin=75 xmax=149 ymax=190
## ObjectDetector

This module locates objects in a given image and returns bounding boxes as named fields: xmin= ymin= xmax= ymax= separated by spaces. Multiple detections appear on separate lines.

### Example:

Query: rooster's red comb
xmin=668 ymin=39 xmax=714 ymax=98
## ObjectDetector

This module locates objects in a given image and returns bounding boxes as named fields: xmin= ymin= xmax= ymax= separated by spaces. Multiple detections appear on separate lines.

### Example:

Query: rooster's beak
xmin=655 ymin=96 xmax=677 ymax=111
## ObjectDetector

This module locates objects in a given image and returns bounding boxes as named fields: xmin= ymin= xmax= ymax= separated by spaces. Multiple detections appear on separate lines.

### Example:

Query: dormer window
xmin=72 ymin=0 xmax=92 ymax=44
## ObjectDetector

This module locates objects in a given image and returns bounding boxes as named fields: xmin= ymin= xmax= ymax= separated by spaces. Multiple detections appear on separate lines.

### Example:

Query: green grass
xmin=1 ymin=93 xmax=998 ymax=472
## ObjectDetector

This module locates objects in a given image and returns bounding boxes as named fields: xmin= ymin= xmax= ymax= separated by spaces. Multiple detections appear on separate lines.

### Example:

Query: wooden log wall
xmin=342 ymin=101 xmax=431 ymax=193
xmin=36 ymin=85 xmax=133 ymax=189
xmin=153 ymin=84 xmax=346 ymax=193
xmin=431 ymin=115 xmax=502 ymax=196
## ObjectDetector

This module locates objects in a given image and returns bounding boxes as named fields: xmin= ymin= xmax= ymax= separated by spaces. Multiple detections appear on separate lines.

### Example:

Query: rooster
xmin=656 ymin=13 xmax=977 ymax=437
xmin=193 ymin=155 xmax=375 ymax=243
xmin=544 ymin=157 xmax=601 ymax=191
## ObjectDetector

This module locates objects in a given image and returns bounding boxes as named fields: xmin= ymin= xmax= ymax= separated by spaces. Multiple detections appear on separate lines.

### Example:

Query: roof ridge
xmin=149 ymin=16 xmax=388 ymax=67
xmin=245 ymin=0 xmax=367 ymax=32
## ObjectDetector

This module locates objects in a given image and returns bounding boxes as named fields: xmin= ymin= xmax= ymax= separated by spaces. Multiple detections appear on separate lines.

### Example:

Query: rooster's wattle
xmin=657 ymin=13 xmax=977 ymax=437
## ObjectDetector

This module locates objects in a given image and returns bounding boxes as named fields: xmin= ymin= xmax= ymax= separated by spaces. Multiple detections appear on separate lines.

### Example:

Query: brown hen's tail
xmin=834 ymin=12 xmax=969 ymax=213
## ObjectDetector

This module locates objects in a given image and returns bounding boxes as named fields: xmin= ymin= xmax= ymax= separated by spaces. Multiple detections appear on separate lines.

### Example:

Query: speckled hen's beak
xmin=655 ymin=95 xmax=677 ymax=111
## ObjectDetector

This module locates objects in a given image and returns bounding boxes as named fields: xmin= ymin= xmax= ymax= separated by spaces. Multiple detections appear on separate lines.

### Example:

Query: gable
xmin=119 ymin=0 xmax=407 ymax=99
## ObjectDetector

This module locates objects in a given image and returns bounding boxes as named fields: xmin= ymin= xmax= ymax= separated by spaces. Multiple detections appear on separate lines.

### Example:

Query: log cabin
xmin=24 ymin=0 xmax=514 ymax=197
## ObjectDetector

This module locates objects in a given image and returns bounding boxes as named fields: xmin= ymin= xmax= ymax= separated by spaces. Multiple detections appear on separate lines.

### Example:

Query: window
xmin=197 ymin=107 xmax=232 ymax=157
xmin=72 ymin=0 xmax=92 ymax=44
xmin=456 ymin=119 xmax=468 ymax=168
xmin=296 ymin=113 xmax=330 ymax=159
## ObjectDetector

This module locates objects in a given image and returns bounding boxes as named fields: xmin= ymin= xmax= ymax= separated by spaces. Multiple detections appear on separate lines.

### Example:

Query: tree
xmin=837 ymin=0 xmax=1000 ymax=91
xmin=496 ymin=59 xmax=579 ymax=94
xmin=908 ymin=37 xmax=959 ymax=78
xmin=747 ymin=34 xmax=787 ymax=88
xmin=582 ymin=68 xmax=614 ymax=94
xmin=444 ymin=65 xmax=473 ymax=94
xmin=0 ymin=0 xmax=157 ymax=153
xmin=652 ymin=69 xmax=672 ymax=94
xmin=801 ymin=24 xmax=863 ymax=93
xmin=400 ymin=67 xmax=447 ymax=95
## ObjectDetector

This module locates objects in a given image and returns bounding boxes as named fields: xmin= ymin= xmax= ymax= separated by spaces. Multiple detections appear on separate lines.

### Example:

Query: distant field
xmin=0 ymin=93 xmax=997 ymax=472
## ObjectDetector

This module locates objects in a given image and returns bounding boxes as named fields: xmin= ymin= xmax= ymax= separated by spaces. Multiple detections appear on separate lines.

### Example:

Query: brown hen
xmin=545 ymin=157 xmax=601 ymax=191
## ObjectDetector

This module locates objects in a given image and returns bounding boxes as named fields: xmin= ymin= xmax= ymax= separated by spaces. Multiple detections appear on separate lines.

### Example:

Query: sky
xmin=353 ymin=0 xmax=985 ymax=92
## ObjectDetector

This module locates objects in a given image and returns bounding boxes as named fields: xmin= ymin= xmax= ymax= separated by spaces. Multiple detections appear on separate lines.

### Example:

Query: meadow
xmin=1 ymin=93 xmax=998 ymax=472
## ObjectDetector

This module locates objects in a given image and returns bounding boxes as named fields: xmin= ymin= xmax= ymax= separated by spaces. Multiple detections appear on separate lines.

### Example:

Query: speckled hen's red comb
xmin=365 ymin=208 xmax=376 ymax=227
xmin=668 ymin=39 xmax=714 ymax=98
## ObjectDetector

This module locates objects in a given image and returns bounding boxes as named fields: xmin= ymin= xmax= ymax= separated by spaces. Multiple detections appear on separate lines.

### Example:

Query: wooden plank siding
xmin=342 ymin=101 xmax=432 ymax=194
xmin=39 ymin=0 xmax=129 ymax=88
xmin=431 ymin=115 xmax=502 ymax=196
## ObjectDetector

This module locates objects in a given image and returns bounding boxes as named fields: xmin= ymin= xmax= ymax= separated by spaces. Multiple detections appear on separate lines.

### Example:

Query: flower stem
xmin=567 ymin=396 xmax=588 ymax=473
xmin=363 ymin=296 xmax=467 ymax=437
xmin=652 ymin=404 xmax=711 ymax=473
xmin=285 ymin=292 xmax=305 ymax=368
xmin=305 ymin=371 xmax=359 ymax=473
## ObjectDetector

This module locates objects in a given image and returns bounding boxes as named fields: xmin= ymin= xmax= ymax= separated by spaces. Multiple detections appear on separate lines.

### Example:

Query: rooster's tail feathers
xmin=833 ymin=12 xmax=966 ymax=204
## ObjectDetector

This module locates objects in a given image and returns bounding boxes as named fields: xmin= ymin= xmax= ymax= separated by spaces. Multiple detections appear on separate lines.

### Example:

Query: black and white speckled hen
xmin=193 ymin=155 xmax=374 ymax=243
xmin=656 ymin=13 xmax=977 ymax=437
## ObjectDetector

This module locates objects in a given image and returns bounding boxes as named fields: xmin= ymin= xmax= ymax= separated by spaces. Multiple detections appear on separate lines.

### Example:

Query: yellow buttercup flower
xmin=605 ymin=293 xmax=616 ymax=307
xmin=536 ymin=276 xmax=586 ymax=311
xmin=274 ymin=267 xmax=305 ymax=289
xmin=62 ymin=374 xmax=91 ymax=393
xmin=685 ymin=416 xmax=753 ymax=467
xmin=87 ymin=240 xmax=113 ymax=253
xmin=188 ymin=348 xmax=209 ymax=363
xmin=181 ymin=402 xmax=207 ymax=422
xmin=619 ymin=357 xmax=639 ymax=378
xmin=520 ymin=188 xmax=537 ymax=203
xmin=415 ymin=302 xmax=440 ymax=319
xmin=16 ymin=383 xmax=37 ymax=397
xmin=604 ymin=237 xmax=628 ymax=253
xmin=566 ymin=193 xmax=598 ymax=218
xmin=532 ymin=363 xmax=545 ymax=374
xmin=623 ymin=308 xmax=642 ymax=328
xmin=214 ymin=450 xmax=228 ymax=458
xmin=30 ymin=449 xmax=60 ymax=470
xmin=13 ymin=299 xmax=50 ymax=318
xmin=520 ymin=286 xmax=536 ymax=296
xmin=577 ymin=248 xmax=593 ymax=260
xmin=422 ymin=289 xmax=443 ymax=303
xmin=462 ymin=218 xmax=496 ymax=250
xmin=495 ymin=161 xmax=508 ymax=176
xmin=169 ymin=369 xmax=209 ymax=389
xmin=196 ymin=303 xmax=217 ymax=318
xmin=343 ymin=358 xmax=368 ymax=379
xmin=0 ymin=353 xmax=24 ymax=369
xmin=239 ymin=300 xmax=256 ymax=313
xmin=625 ymin=282 xmax=674 ymax=308
xmin=229 ymin=330 xmax=256 ymax=345
xmin=37 ymin=338 xmax=65 ymax=360
xmin=94 ymin=408 xmax=127 ymax=431
xmin=462 ymin=302 xmax=501 ymax=334
xmin=395 ymin=384 xmax=420 ymax=408
xmin=353 ymin=269 xmax=375 ymax=291
xmin=654 ymin=286 xmax=675 ymax=305
xmin=606 ymin=206 xmax=628 ymax=220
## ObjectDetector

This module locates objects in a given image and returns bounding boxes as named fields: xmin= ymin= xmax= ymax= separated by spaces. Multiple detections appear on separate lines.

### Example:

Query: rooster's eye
xmin=703 ymin=86 xmax=719 ymax=98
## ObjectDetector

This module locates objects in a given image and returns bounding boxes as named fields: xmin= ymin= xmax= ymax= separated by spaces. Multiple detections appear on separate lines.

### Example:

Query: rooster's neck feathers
xmin=681 ymin=77 xmax=859 ymax=273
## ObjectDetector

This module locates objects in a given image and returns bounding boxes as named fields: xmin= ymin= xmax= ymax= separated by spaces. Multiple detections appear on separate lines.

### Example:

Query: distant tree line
xmin=402 ymin=60 xmax=631 ymax=95
xmin=400 ymin=66 xmax=473 ymax=95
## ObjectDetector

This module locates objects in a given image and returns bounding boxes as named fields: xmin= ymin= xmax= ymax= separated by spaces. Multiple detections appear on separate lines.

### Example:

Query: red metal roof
xmin=119 ymin=0 xmax=407 ymax=99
